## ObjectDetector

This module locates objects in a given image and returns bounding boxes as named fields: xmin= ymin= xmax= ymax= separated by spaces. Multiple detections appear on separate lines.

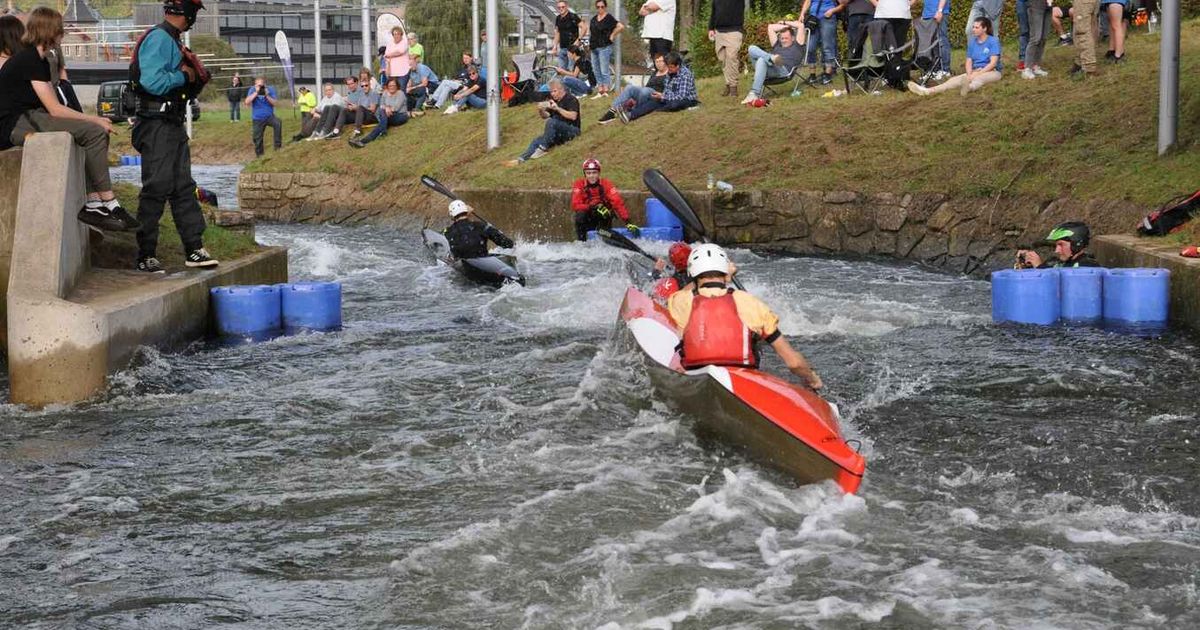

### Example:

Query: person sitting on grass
xmin=907 ymin=16 xmax=1001 ymax=96
xmin=599 ymin=52 xmax=668 ymax=123
xmin=349 ymin=77 xmax=407 ymax=148
xmin=504 ymin=79 xmax=580 ymax=166
xmin=406 ymin=51 xmax=439 ymax=112
xmin=742 ymin=22 xmax=805 ymax=105
xmin=443 ymin=64 xmax=485 ymax=114
xmin=622 ymin=51 xmax=698 ymax=123
xmin=338 ymin=75 xmax=369 ymax=137
xmin=430 ymin=50 xmax=477 ymax=109
xmin=304 ymin=82 xmax=345 ymax=140
xmin=555 ymin=45 xmax=594 ymax=97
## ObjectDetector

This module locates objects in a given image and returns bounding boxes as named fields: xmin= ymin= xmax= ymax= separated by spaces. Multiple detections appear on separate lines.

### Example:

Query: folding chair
xmin=840 ymin=35 xmax=887 ymax=95
xmin=762 ymin=27 xmax=811 ymax=97
xmin=911 ymin=18 xmax=946 ymax=87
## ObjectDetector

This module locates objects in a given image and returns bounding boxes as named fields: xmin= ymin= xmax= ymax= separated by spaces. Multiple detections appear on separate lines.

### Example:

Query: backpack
xmin=1137 ymin=189 xmax=1200 ymax=236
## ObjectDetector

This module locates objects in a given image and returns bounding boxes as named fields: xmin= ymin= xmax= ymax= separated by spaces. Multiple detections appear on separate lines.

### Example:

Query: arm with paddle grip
xmin=641 ymin=168 xmax=744 ymax=291
xmin=420 ymin=174 xmax=496 ymax=228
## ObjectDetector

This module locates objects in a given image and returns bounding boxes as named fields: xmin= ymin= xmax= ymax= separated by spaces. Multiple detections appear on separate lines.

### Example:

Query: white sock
xmin=103 ymin=199 xmax=121 ymax=211
xmin=85 ymin=199 xmax=103 ymax=209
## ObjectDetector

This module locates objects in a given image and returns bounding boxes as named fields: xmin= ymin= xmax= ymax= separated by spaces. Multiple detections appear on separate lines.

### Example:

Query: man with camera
xmin=504 ymin=79 xmax=580 ymax=166
xmin=1015 ymin=222 xmax=1100 ymax=269
xmin=243 ymin=76 xmax=281 ymax=157
xmin=129 ymin=0 xmax=217 ymax=272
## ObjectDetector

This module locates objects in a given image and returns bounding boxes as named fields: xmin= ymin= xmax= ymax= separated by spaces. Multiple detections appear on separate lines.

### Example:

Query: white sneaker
xmin=307 ymin=131 xmax=325 ymax=141
xmin=443 ymin=104 xmax=459 ymax=115
xmin=529 ymin=146 xmax=548 ymax=159
xmin=1021 ymin=68 xmax=1036 ymax=80
xmin=741 ymin=91 xmax=758 ymax=105
xmin=1033 ymin=67 xmax=1049 ymax=77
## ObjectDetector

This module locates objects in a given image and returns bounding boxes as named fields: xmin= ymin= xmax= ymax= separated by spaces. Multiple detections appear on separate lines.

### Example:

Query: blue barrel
xmin=1059 ymin=267 xmax=1105 ymax=323
xmin=210 ymin=285 xmax=282 ymax=338
xmin=280 ymin=281 xmax=342 ymax=332
xmin=991 ymin=269 xmax=1059 ymax=325
xmin=1103 ymin=268 xmax=1170 ymax=324
xmin=644 ymin=198 xmax=682 ymax=230
xmin=120 ymin=155 xmax=131 ymax=166
xmin=636 ymin=226 xmax=684 ymax=242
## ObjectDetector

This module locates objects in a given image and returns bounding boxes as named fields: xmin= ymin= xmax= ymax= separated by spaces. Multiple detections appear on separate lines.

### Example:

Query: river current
xmin=2 ymin=168 xmax=1199 ymax=628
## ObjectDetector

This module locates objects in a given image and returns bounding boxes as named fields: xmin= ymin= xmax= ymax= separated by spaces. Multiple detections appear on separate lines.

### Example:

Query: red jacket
xmin=571 ymin=178 xmax=630 ymax=221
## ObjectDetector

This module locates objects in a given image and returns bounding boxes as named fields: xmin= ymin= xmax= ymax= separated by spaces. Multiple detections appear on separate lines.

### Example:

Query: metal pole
xmin=519 ymin=5 xmax=525 ymax=51
xmin=485 ymin=0 xmax=499 ymax=149
xmin=613 ymin=0 xmax=621 ymax=93
xmin=472 ymin=0 xmax=480 ymax=60
xmin=361 ymin=0 xmax=370 ymax=70
xmin=314 ymin=0 xmax=322 ymax=90
xmin=183 ymin=30 xmax=193 ymax=138
xmin=1157 ymin=0 xmax=1179 ymax=156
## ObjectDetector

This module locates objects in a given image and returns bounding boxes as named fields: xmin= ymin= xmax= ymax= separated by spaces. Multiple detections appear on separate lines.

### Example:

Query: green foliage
xmin=406 ymin=0 xmax=517 ymax=77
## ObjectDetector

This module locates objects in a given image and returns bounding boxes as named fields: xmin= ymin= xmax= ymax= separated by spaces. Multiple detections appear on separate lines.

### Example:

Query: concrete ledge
xmin=1094 ymin=234 xmax=1200 ymax=334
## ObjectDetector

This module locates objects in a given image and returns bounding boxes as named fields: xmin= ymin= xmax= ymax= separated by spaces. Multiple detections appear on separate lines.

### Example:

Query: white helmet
xmin=687 ymin=243 xmax=730 ymax=278
xmin=448 ymin=199 xmax=470 ymax=218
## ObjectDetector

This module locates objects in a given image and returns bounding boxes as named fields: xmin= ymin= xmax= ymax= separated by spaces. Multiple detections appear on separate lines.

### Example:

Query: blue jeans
xmin=1016 ymin=0 xmax=1030 ymax=61
xmin=806 ymin=16 xmax=839 ymax=68
xmin=362 ymin=109 xmax=408 ymax=144
xmin=408 ymin=83 xmax=436 ymax=110
xmin=591 ymin=45 xmax=613 ymax=91
xmin=562 ymin=75 xmax=591 ymax=96
xmin=966 ymin=2 xmax=1002 ymax=40
xmin=229 ymin=100 xmax=240 ymax=121
xmin=454 ymin=93 xmax=486 ymax=110
xmin=610 ymin=85 xmax=654 ymax=110
xmin=748 ymin=45 xmax=791 ymax=95
xmin=520 ymin=117 xmax=579 ymax=160
xmin=557 ymin=48 xmax=571 ymax=69
xmin=923 ymin=17 xmax=953 ymax=71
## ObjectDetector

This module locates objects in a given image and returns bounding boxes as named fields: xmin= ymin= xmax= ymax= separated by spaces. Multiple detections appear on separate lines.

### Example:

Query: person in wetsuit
xmin=570 ymin=158 xmax=640 ymax=241
xmin=1015 ymin=221 xmax=1101 ymax=269
xmin=651 ymin=241 xmax=693 ymax=299
xmin=444 ymin=199 xmax=514 ymax=259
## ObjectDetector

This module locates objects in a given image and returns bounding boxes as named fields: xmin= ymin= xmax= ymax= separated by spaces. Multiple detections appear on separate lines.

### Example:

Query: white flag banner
xmin=274 ymin=30 xmax=295 ymax=98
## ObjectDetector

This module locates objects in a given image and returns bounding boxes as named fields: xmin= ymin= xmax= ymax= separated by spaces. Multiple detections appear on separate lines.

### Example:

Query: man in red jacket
xmin=571 ymin=158 xmax=640 ymax=241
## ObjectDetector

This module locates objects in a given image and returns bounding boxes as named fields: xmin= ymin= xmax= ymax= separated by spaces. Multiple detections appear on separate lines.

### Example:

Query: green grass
xmin=233 ymin=19 xmax=1200 ymax=209
xmin=92 ymin=183 xmax=261 ymax=271
xmin=108 ymin=107 xmax=305 ymax=165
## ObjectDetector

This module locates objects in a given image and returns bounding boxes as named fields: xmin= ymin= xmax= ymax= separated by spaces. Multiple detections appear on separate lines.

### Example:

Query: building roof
xmin=63 ymin=0 xmax=101 ymax=24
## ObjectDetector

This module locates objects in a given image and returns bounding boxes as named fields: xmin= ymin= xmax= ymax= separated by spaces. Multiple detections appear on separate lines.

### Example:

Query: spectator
xmin=444 ymin=64 xmax=485 ymax=114
xmin=1102 ymin=0 xmax=1126 ymax=62
xmin=1070 ymin=0 xmax=1099 ymax=77
xmin=556 ymin=45 xmax=594 ymax=97
xmin=406 ymin=51 xmax=439 ymax=112
xmin=359 ymin=66 xmax=379 ymax=93
xmin=964 ymin=0 xmax=1002 ymax=41
xmin=244 ymin=76 xmax=281 ymax=157
xmin=504 ymin=79 xmax=580 ymax=165
xmin=290 ymin=86 xmax=316 ymax=140
xmin=1052 ymin=5 xmax=1073 ymax=45
xmin=384 ymin=25 xmax=410 ymax=89
xmin=552 ymin=1 xmax=586 ymax=69
xmin=639 ymin=0 xmax=676 ymax=62
xmin=430 ymin=50 xmax=477 ymax=109
xmin=841 ymin=0 xmax=876 ymax=61
xmin=919 ymin=0 xmax=952 ymax=79
xmin=623 ymin=50 xmax=697 ymax=123
xmin=337 ymin=75 xmax=367 ymax=136
xmin=743 ymin=23 xmax=805 ymax=103
xmin=407 ymin=32 xmax=424 ymax=61
xmin=349 ymin=77 xmax=407 ymax=148
xmin=874 ymin=0 xmax=914 ymax=47
xmin=599 ymin=52 xmax=668 ymax=123
xmin=228 ymin=72 xmax=243 ymax=121
xmin=0 ymin=6 xmax=137 ymax=233
xmin=1023 ymin=0 xmax=1052 ymax=79
xmin=306 ymin=82 xmax=346 ymax=140
xmin=802 ymin=0 xmax=842 ymax=85
xmin=0 ymin=13 xmax=22 ymax=71
xmin=709 ymin=0 xmax=745 ymax=97
xmin=1016 ymin=0 xmax=1030 ymax=70
xmin=589 ymin=0 xmax=625 ymax=98
xmin=907 ymin=16 xmax=1001 ymax=95
xmin=569 ymin=158 xmax=636 ymax=241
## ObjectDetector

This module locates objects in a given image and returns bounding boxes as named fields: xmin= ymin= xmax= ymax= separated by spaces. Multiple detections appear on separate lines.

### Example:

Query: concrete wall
xmin=6 ymin=133 xmax=289 ymax=407
xmin=1094 ymin=235 xmax=1200 ymax=333
xmin=0 ymin=148 xmax=23 ymax=347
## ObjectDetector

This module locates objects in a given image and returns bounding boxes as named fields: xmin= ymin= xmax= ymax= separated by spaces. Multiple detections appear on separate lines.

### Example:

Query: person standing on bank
xmin=589 ymin=0 xmax=625 ymax=99
xmin=227 ymin=72 xmax=242 ymax=121
xmin=639 ymin=0 xmax=676 ymax=63
xmin=552 ymin=1 xmax=586 ymax=70
xmin=709 ymin=0 xmax=745 ymax=98
xmin=129 ymin=0 xmax=217 ymax=271
xmin=244 ymin=76 xmax=281 ymax=157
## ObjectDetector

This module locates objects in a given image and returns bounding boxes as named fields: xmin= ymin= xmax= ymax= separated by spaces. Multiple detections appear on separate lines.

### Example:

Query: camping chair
xmin=912 ymin=18 xmax=946 ymax=86
xmin=840 ymin=34 xmax=887 ymax=95
xmin=762 ymin=27 xmax=812 ymax=97
xmin=865 ymin=19 xmax=914 ymax=91
xmin=504 ymin=51 xmax=557 ymax=106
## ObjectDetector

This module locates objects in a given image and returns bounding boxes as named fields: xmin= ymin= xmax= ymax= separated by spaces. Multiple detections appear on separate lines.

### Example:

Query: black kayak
xmin=422 ymin=229 xmax=526 ymax=288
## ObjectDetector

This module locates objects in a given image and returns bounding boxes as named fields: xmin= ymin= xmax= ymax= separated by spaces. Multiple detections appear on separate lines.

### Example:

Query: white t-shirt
xmin=641 ymin=0 xmax=676 ymax=41
xmin=874 ymin=0 xmax=912 ymax=19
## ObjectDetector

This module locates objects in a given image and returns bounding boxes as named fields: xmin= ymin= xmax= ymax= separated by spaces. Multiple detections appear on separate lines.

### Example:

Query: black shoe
xmin=805 ymin=73 xmax=820 ymax=86
xmin=185 ymin=247 xmax=219 ymax=268
xmin=109 ymin=205 xmax=141 ymax=231
xmin=1113 ymin=54 xmax=1126 ymax=64
xmin=1105 ymin=50 xmax=1116 ymax=61
xmin=348 ymin=139 xmax=366 ymax=148
xmin=820 ymin=73 xmax=833 ymax=85
xmin=598 ymin=109 xmax=615 ymax=123
xmin=78 ymin=204 xmax=127 ymax=232
xmin=135 ymin=256 xmax=166 ymax=274
xmin=1068 ymin=63 xmax=1083 ymax=77
xmin=617 ymin=108 xmax=630 ymax=124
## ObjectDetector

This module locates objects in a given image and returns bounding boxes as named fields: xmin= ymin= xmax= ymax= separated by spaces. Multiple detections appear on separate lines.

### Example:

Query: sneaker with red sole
xmin=1181 ymin=246 xmax=1200 ymax=258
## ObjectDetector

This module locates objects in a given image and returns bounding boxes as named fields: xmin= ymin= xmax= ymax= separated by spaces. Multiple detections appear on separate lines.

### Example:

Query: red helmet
xmin=668 ymin=242 xmax=691 ymax=271
xmin=582 ymin=158 xmax=601 ymax=172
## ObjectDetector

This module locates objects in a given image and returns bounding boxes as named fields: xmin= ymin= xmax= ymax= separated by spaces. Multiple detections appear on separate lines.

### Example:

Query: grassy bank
xmin=230 ymin=19 xmax=1200 ymax=208
xmin=107 ymin=106 xmax=305 ymax=165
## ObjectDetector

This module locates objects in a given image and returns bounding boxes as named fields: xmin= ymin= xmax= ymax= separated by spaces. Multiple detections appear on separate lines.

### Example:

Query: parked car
xmin=96 ymin=80 xmax=201 ymax=122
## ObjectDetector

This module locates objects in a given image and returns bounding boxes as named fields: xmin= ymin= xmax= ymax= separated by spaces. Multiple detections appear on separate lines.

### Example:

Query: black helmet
xmin=1045 ymin=221 xmax=1090 ymax=253
xmin=164 ymin=0 xmax=204 ymax=25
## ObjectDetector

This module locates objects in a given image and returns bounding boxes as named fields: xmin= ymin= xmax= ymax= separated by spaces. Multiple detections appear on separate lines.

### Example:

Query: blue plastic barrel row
xmin=991 ymin=268 xmax=1169 ymax=326
xmin=211 ymin=281 xmax=342 ymax=341
xmin=120 ymin=155 xmax=142 ymax=166
xmin=586 ymin=226 xmax=684 ymax=242
xmin=644 ymin=198 xmax=683 ymax=230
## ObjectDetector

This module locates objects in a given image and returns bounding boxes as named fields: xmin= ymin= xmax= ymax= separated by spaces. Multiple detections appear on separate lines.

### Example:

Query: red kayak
xmin=619 ymin=287 xmax=866 ymax=493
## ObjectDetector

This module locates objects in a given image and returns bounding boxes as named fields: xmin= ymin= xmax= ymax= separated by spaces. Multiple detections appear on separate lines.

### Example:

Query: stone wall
xmin=239 ymin=171 xmax=1148 ymax=274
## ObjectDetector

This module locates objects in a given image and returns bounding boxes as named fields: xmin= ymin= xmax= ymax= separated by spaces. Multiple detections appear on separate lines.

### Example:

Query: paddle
xmin=420 ymin=174 xmax=494 ymax=225
xmin=641 ymin=168 xmax=745 ymax=290
xmin=596 ymin=227 xmax=657 ymax=262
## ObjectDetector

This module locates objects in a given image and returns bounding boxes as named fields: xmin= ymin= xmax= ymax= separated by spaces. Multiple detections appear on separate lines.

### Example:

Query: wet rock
xmin=911 ymin=232 xmax=950 ymax=261
xmin=876 ymin=206 xmax=907 ymax=232
xmin=841 ymin=208 xmax=875 ymax=237
xmin=811 ymin=216 xmax=841 ymax=250
xmin=844 ymin=233 xmax=873 ymax=255
xmin=948 ymin=220 xmax=978 ymax=257
xmin=927 ymin=202 xmax=961 ymax=232
xmin=874 ymin=231 xmax=897 ymax=254
xmin=896 ymin=223 xmax=925 ymax=257
xmin=824 ymin=190 xmax=858 ymax=204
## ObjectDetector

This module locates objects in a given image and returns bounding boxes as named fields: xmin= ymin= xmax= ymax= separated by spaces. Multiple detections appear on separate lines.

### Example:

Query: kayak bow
xmin=422 ymin=228 xmax=526 ymax=288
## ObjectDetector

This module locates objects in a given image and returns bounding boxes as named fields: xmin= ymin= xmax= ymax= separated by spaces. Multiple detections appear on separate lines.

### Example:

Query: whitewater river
xmin=2 ymin=168 xmax=1199 ymax=628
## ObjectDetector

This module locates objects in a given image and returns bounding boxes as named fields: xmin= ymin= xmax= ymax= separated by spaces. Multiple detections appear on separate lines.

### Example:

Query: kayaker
xmin=571 ymin=158 xmax=640 ymax=241
xmin=652 ymin=241 xmax=693 ymax=299
xmin=444 ymin=199 xmax=515 ymax=259
xmin=1015 ymin=221 xmax=1100 ymax=269
xmin=668 ymin=244 xmax=823 ymax=389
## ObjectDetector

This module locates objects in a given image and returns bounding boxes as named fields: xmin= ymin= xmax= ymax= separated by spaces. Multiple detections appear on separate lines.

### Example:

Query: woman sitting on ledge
xmin=907 ymin=16 xmax=1002 ymax=96
xmin=0 ymin=7 xmax=139 ymax=232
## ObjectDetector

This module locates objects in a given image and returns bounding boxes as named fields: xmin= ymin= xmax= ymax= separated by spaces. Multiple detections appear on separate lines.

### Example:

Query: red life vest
xmin=680 ymin=287 xmax=758 ymax=369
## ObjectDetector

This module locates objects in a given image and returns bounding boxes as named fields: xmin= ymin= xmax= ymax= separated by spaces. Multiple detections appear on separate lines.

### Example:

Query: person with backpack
xmin=1015 ymin=222 xmax=1100 ymax=268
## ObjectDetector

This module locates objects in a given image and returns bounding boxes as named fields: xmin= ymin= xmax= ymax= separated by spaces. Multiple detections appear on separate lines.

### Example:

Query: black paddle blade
xmin=420 ymin=174 xmax=459 ymax=200
xmin=642 ymin=168 xmax=705 ymax=239
xmin=597 ymin=228 xmax=657 ymax=261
